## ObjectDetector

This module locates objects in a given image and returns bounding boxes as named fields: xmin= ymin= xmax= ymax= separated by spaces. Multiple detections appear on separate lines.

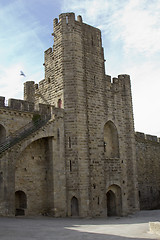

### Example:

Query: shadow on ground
xmin=0 ymin=210 xmax=159 ymax=240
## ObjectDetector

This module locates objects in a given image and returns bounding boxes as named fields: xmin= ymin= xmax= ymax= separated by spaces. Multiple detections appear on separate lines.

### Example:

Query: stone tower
xmin=0 ymin=12 xmax=139 ymax=218
xmin=25 ymin=12 xmax=139 ymax=217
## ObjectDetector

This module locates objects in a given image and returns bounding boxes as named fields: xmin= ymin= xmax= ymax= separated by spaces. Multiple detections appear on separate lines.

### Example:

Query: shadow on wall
xmin=0 ymin=124 xmax=6 ymax=144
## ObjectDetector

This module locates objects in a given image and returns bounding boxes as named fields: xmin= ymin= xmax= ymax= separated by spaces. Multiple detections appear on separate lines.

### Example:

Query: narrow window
xmin=94 ymin=75 xmax=96 ymax=86
xmin=98 ymin=197 xmax=100 ymax=205
xmin=70 ymin=160 xmax=72 ymax=172
xmin=69 ymin=137 xmax=72 ymax=148
xmin=104 ymin=141 xmax=106 ymax=152
xmin=57 ymin=129 xmax=60 ymax=144
xmin=48 ymin=77 xmax=51 ymax=83
xmin=91 ymin=36 xmax=94 ymax=46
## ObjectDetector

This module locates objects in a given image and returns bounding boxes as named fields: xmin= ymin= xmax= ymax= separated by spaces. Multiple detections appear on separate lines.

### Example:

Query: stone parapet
xmin=0 ymin=96 xmax=59 ymax=117
xmin=136 ymin=132 xmax=159 ymax=143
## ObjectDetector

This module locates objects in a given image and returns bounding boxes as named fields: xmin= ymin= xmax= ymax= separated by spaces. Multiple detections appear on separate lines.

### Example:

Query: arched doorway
xmin=104 ymin=121 xmax=119 ymax=158
xmin=0 ymin=124 xmax=6 ymax=144
xmin=106 ymin=185 xmax=122 ymax=216
xmin=15 ymin=191 xmax=27 ymax=216
xmin=107 ymin=190 xmax=116 ymax=216
xmin=71 ymin=197 xmax=79 ymax=216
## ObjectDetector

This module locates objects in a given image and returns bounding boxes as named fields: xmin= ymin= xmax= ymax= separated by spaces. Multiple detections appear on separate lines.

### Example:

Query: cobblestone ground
xmin=0 ymin=210 xmax=159 ymax=240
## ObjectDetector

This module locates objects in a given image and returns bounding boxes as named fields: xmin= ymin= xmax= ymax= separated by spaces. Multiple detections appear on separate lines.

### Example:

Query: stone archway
xmin=71 ymin=197 xmax=79 ymax=216
xmin=15 ymin=190 xmax=27 ymax=216
xmin=106 ymin=184 xmax=122 ymax=216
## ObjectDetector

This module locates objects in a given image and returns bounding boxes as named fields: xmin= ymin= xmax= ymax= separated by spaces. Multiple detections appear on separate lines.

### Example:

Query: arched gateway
xmin=106 ymin=185 xmax=122 ymax=216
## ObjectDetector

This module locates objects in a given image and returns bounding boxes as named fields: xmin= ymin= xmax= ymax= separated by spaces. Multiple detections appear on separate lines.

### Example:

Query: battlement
xmin=53 ymin=12 xmax=101 ymax=36
xmin=105 ymin=74 xmax=130 ymax=84
xmin=135 ymin=132 xmax=160 ymax=143
xmin=0 ymin=96 xmax=58 ymax=116
xmin=53 ymin=12 xmax=82 ymax=27
xmin=105 ymin=74 xmax=131 ymax=94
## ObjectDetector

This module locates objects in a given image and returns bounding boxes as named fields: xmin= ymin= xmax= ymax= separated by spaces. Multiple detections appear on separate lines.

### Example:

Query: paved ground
xmin=0 ymin=210 xmax=160 ymax=240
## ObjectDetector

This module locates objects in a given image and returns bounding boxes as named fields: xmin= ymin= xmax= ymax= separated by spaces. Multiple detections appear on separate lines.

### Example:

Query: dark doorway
xmin=15 ymin=191 xmax=27 ymax=216
xmin=71 ymin=197 xmax=79 ymax=216
xmin=107 ymin=190 xmax=116 ymax=216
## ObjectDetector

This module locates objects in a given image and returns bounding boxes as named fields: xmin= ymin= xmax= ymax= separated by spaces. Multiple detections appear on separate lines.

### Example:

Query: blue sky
xmin=0 ymin=0 xmax=160 ymax=136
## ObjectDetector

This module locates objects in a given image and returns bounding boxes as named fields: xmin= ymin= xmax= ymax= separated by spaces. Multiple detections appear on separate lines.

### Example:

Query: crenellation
xmin=0 ymin=96 xmax=57 ymax=118
xmin=136 ymin=131 xmax=160 ymax=143
xmin=77 ymin=15 xmax=83 ymax=23
xmin=44 ymin=47 xmax=52 ymax=55
xmin=146 ymin=134 xmax=158 ymax=142
xmin=0 ymin=97 xmax=5 ymax=107
xmin=135 ymin=132 xmax=145 ymax=139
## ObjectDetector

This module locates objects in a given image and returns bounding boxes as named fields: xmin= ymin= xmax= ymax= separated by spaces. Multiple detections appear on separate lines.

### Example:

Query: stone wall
xmin=15 ymin=138 xmax=52 ymax=215
xmin=0 ymin=107 xmax=66 ymax=217
xmin=30 ymin=13 xmax=139 ymax=217
xmin=136 ymin=132 xmax=160 ymax=210
xmin=0 ymin=97 xmax=54 ymax=138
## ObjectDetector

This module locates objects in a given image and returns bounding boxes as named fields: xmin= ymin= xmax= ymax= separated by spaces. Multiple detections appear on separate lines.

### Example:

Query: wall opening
xmin=107 ymin=190 xmax=116 ymax=216
xmin=91 ymin=36 xmax=94 ymax=46
xmin=71 ymin=196 xmax=79 ymax=216
xmin=106 ymin=185 xmax=122 ymax=216
xmin=104 ymin=121 xmax=119 ymax=158
xmin=70 ymin=160 xmax=72 ymax=172
xmin=68 ymin=137 xmax=72 ymax=148
xmin=0 ymin=124 xmax=6 ymax=144
xmin=15 ymin=191 xmax=27 ymax=216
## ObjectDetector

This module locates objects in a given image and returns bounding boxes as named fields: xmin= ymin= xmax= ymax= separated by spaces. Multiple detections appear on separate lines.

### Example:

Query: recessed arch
xmin=106 ymin=184 xmax=122 ymax=216
xmin=0 ymin=124 xmax=6 ymax=144
xmin=104 ymin=121 xmax=119 ymax=158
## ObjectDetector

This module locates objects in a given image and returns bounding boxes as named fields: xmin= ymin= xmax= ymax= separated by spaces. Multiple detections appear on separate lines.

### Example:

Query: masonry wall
xmin=0 ymin=97 xmax=34 ymax=137
xmin=15 ymin=138 xmax=52 ymax=215
xmin=136 ymin=132 xmax=160 ymax=210
xmin=0 ymin=106 xmax=66 ymax=217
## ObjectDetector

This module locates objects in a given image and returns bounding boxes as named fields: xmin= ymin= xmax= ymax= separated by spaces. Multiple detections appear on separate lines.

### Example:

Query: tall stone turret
xmin=30 ymin=12 xmax=139 ymax=217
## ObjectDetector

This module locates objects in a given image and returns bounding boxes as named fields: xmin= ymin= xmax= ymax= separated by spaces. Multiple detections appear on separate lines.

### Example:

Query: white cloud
xmin=62 ymin=0 xmax=160 ymax=55
xmin=0 ymin=64 xmax=26 ymax=100
xmin=128 ymin=61 xmax=160 ymax=135
xmin=116 ymin=0 xmax=160 ymax=54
